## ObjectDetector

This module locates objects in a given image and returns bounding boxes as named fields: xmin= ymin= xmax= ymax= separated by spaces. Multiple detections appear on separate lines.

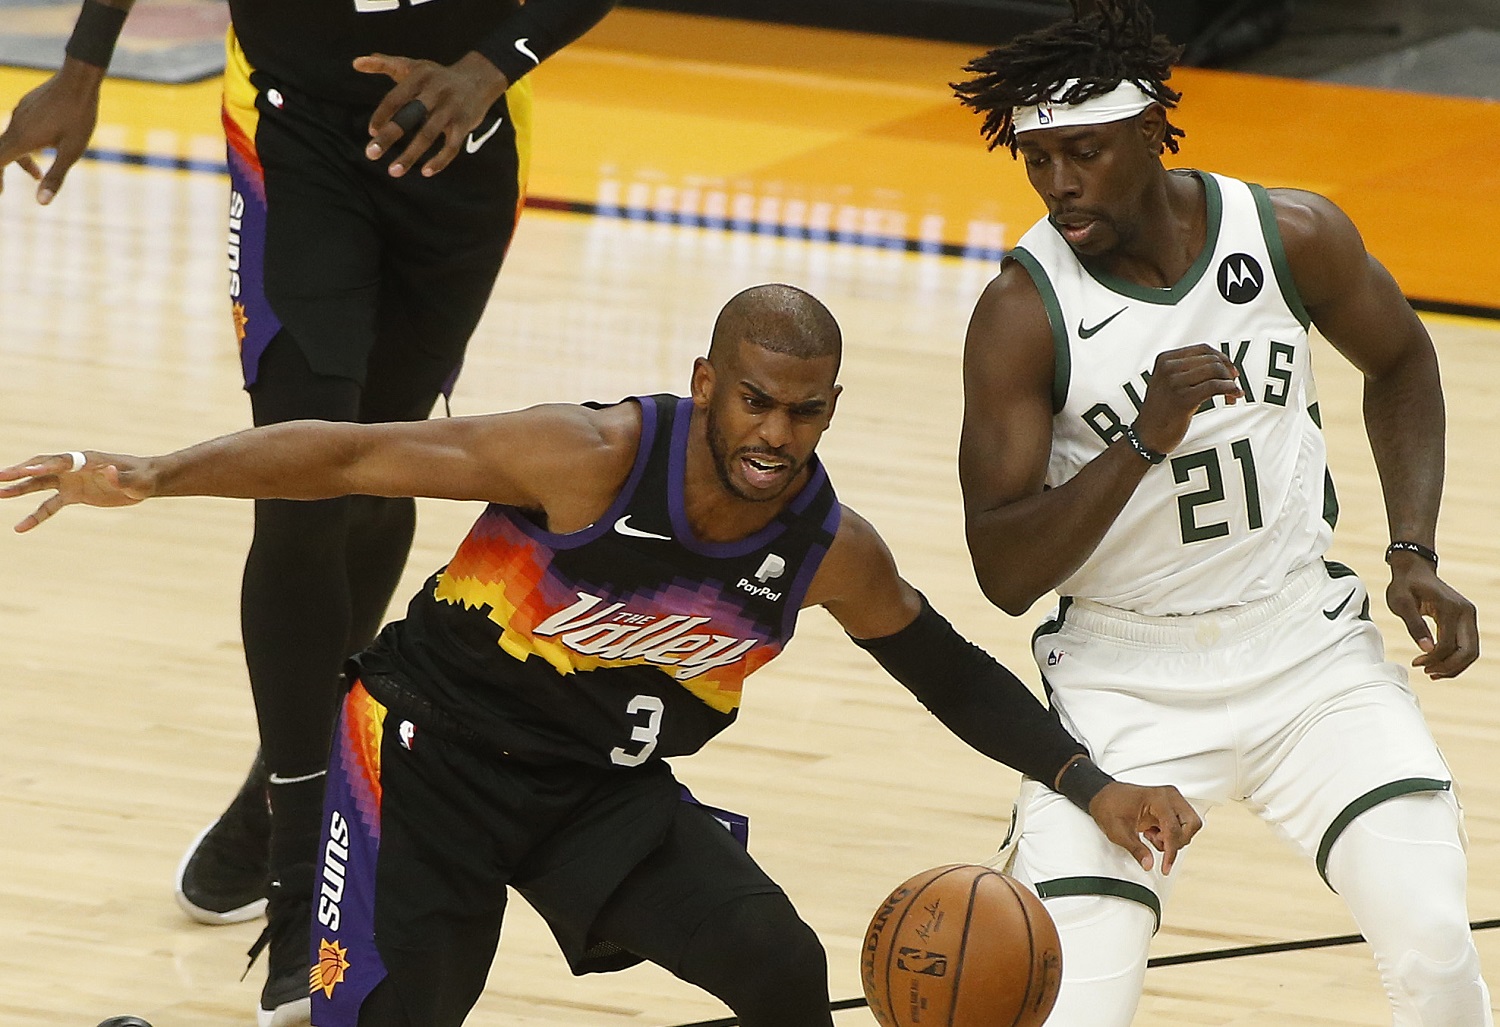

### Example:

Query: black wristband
xmin=65 ymin=0 xmax=128 ymax=69
xmin=1122 ymin=423 xmax=1166 ymax=465
xmin=1386 ymin=540 xmax=1438 ymax=570
xmin=1056 ymin=755 xmax=1115 ymax=812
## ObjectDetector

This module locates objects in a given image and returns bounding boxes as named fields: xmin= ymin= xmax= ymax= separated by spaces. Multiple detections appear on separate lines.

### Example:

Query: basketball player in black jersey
xmin=0 ymin=0 xmax=613 ymax=1022
xmin=2 ymin=284 xmax=1200 ymax=1026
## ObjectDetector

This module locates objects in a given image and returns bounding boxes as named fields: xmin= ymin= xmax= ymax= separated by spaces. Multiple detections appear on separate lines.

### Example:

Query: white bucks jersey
xmin=1013 ymin=171 xmax=1336 ymax=615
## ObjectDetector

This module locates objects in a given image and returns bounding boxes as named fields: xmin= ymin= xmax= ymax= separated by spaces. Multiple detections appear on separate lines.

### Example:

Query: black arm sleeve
xmin=850 ymin=594 xmax=1093 ymax=792
xmin=475 ymin=0 xmax=617 ymax=84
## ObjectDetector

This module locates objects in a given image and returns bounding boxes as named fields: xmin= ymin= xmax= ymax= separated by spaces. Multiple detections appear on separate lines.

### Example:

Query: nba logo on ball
xmin=862 ymin=864 xmax=1062 ymax=1027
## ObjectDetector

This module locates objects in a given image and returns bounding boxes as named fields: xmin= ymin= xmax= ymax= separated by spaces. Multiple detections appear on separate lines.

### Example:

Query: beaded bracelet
xmin=1122 ymin=423 xmax=1166 ymax=465
xmin=1385 ymin=540 xmax=1439 ymax=570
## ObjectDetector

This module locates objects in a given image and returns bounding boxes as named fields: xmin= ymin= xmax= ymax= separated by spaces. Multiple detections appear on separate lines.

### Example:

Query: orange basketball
xmin=861 ymin=864 xmax=1062 ymax=1027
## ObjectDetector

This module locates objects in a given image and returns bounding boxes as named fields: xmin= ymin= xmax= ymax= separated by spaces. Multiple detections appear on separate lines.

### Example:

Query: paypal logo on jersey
xmin=737 ymin=552 xmax=786 ymax=601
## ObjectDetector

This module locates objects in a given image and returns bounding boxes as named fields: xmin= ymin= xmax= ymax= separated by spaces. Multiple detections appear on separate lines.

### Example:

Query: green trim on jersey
xmin=1316 ymin=777 xmax=1452 ymax=888
xmin=1030 ymin=595 xmax=1074 ymax=650
xmin=1037 ymin=876 xmax=1162 ymax=933
xmin=1010 ymin=248 xmax=1071 ymax=412
xmin=1249 ymin=182 xmax=1312 ymax=330
xmin=1308 ymin=404 xmax=1340 ymax=527
xmin=1080 ymin=171 xmax=1222 ymax=305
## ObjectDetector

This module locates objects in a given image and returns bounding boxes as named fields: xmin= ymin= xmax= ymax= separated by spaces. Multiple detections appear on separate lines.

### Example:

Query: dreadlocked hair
xmin=952 ymin=0 xmax=1185 ymax=155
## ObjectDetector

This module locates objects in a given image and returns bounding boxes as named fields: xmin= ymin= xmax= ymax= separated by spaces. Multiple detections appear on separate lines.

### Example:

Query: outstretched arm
xmin=0 ymin=402 xmax=640 ymax=533
xmin=1277 ymin=189 xmax=1478 ymax=678
xmin=806 ymin=507 xmax=1203 ymax=873
xmin=0 ymin=0 xmax=135 ymax=203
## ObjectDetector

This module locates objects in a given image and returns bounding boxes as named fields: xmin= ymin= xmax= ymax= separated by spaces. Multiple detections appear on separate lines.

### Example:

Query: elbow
xmin=974 ymin=573 xmax=1042 ymax=618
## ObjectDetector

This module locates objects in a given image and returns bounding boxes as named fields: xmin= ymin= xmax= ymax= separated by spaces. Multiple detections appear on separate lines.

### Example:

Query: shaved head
xmin=708 ymin=283 xmax=842 ymax=375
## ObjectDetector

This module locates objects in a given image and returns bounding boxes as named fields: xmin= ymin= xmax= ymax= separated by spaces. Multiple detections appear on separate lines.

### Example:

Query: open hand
xmin=354 ymin=51 xmax=509 ymax=179
xmin=0 ymin=451 xmax=152 ymax=531
xmin=0 ymin=60 xmax=106 ymax=204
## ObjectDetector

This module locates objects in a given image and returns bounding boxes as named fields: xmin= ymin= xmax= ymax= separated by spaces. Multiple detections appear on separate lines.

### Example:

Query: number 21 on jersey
xmin=1172 ymin=437 xmax=1263 ymax=544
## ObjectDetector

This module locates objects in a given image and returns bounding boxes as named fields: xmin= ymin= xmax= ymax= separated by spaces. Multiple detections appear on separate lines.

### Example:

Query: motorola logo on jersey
xmin=1217 ymin=253 xmax=1264 ymax=304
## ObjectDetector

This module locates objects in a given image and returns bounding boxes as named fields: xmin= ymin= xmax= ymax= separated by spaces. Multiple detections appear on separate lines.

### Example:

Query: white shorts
xmin=1005 ymin=559 xmax=1454 ymax=925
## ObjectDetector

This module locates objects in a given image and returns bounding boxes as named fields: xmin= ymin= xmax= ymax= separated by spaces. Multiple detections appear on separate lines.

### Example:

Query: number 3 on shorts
xmin=610 ymin=694 xmax=665 ymax=767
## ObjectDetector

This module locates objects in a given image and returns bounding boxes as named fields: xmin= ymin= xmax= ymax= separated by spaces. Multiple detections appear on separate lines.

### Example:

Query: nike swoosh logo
xmin=614 ymin=515 xmax=672 ymax=541
xmin=1323 ymin=590 xmax=1357 ymax=620
xmin=465 ymin=115 xmax=504 ymax=154
xmin=268 ymin=769 xmax=327 ymax=785
xmin=514 ymin=37 xmax=540 ymax=65
xmin=1078 ymin=307 xmax=1127 ymax=339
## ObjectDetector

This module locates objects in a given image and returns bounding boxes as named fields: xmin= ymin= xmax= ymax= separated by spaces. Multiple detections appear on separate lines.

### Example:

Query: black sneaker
xmin=174 ymin=753 xmax=271 ymax=925
xmin=248 ymin=878 xmax=313 ymax=1027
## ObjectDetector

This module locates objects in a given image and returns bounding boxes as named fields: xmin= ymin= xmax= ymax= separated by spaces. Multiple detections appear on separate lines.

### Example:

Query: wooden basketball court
xmin=1 ymin=9 xmax=1497 ymax=1025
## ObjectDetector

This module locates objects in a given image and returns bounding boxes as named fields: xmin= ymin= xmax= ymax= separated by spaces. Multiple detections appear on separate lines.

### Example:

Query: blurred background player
xmin=953 ymin=2 xmax=1486 ymax=1024
xmin=1 ymin=283 xmax=1202 ymax=1027
xmin=0 ymin=0 xmax=616 ymax=1023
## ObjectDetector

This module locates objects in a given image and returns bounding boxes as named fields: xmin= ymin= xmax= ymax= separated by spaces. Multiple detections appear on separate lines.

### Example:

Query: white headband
xmin=1012 ymin=79 xmax=1156 ymax=134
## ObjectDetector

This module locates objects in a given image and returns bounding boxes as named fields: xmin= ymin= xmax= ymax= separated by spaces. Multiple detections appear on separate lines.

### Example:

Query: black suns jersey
xmin=359 ymin=394 xmax=842 ymax=768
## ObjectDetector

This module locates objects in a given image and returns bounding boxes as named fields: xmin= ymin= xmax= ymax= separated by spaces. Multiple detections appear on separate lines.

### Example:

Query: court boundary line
xmin=663 ymin=917 xmax=1500 ymax=1027
xmin=60 ymin=146 xmax=1500 ymax=323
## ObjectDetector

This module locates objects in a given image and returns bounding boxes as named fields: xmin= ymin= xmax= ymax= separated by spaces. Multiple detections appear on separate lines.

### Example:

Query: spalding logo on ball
xmin=862 ymin=864 xmax=1062 ymax=1027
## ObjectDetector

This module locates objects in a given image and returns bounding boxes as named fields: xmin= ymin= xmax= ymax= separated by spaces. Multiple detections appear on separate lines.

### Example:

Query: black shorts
xmin=223 ymin=29 xmax=531 ymax=392
xmin=311 ymin=679 xmax=783 ymax=1027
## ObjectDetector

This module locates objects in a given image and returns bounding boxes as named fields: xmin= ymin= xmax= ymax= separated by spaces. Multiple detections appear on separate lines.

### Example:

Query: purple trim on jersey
xmin=667 ymin=396 xmax=831 ymax=558
xmin=504 ymin=396 xmax=659 ymax=550
xmin=780 ymin=501 xmax=843 ymax=638
xmin=227 ymin=142 xmax=283 ymax=389
xmin=679 ymin=785 xmax=750 ymax=847
xmin=311 ymin=694 xmax=388 ymax=1025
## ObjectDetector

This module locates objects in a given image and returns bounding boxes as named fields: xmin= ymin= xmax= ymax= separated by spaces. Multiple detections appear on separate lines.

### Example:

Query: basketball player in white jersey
xmin=952 ymin=2 xmax=1484 ymax=1024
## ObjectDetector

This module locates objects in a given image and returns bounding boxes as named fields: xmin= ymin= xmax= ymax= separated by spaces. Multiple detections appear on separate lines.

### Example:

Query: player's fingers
xmin=1391 ymin=597 xmax=1434 ymax=656
xmin=1160 ymin=830 xmax=1182 ymax=876
xmin=419 ymin=131 xmax=463 ymax=177
xmin=38 ymin=139 xmax=86 ymax=205
xmin=0 ymin=473 xmax=49 ymax=499
xmin=352 ymin=53 xmax=411 ymax=84
xmin=0 ymin=455 xmax=50 ymax=482
xmin=1418 ymin=600 xmax=1480 ymax=678
xmin=367 ymin=81 xmax=425 ymax=149
xmin=1106 ymin=819 xmax=1155 ymax=872
xmin=19 ymin=152 xmax=42 ymax=181
xmin=14 ymin=492 xmax=64 ymax=533
xmin=388 ymin=117 xmax=442 ymax=177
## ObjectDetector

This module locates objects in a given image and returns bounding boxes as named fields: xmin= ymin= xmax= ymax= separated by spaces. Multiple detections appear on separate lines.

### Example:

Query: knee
xmin=720 ymin=896 xmax=826 ymax=993
xmin=680 ymin=893 xmax=828 ymax=1016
